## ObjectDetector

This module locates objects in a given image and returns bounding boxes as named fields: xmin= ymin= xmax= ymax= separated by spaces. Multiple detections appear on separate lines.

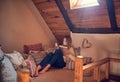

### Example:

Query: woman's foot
xmin=34 ymin=73 xmax=38 ymax=77
xmin=34 ymin=65 xmax=42 ymax=77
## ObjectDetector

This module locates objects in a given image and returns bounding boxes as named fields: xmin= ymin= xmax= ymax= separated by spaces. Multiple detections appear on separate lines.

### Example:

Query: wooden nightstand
xmin=17 ymin=68 xmax=30 ymax=82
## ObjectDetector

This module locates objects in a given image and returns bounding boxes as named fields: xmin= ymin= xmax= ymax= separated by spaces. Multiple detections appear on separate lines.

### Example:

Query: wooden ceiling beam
xmin=32 ymin=0 xmax=52 ymax=4
xmin=106 ymin=0 xmax=118 ymax=31
xmin=55 ymin=0 xmax=73 ymax=31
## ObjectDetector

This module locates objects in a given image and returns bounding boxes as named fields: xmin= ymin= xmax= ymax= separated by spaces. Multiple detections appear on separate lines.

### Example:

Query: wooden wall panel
xmin=32 ymin=0 xmax=70 ymax=44
xmin=62 ymin=0 xmax=111 ymax=28
xmin=114 ymin=0 xmax=120 ymax=27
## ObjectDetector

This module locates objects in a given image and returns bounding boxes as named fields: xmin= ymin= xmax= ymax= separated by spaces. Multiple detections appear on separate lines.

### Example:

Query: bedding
xmin=30 ymin=69 xmax=96 ymax=82
xmin=0 ymin=62 xmax=3 ymax=82
xmin=1 ymin=56 xmax=17 ymax=82
xmin=0 ymin=47 xmax=17 ymax=82
xmin=0 ymin=46 xmax=4 ymax=59
xmin=5 ymin=51 xmax=24 ymax=70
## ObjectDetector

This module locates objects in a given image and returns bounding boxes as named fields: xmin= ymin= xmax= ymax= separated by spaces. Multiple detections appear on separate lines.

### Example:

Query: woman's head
xmin=63 ymin=35 xmax=72 ymax=48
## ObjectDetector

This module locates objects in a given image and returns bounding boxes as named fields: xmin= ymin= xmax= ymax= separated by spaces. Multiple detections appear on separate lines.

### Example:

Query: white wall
xmin=0 ymin=0 xmax=57 ymax=53
xmin=71 ymin=32 xmax=120 ymax=75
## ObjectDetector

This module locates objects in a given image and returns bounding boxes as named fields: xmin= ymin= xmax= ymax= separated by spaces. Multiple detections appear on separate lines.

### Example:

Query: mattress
xmin=30 ymin=69 xmax=96 ymax=82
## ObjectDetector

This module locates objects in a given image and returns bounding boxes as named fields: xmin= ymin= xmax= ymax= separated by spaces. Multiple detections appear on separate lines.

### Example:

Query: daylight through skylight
xmin=70 ymin=0 xmax=99 ymax=9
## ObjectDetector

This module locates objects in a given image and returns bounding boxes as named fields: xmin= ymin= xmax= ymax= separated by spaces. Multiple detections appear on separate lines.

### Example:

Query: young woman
xmin=34 ymin=36 xmax=75 ymax=76
xmin=34 ymin=47 xmax=66 ymax=76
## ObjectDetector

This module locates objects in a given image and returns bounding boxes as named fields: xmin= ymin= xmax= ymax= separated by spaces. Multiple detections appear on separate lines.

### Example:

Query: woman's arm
xmin=67 ymin=54 xmax=75 ymax=61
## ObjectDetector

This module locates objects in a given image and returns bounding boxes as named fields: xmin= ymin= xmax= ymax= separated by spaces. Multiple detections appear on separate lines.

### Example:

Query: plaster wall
xmin=0 ymin=0 xmax=56 ymax=53
xmin=71 ymin=32 xmax=120 ymax=75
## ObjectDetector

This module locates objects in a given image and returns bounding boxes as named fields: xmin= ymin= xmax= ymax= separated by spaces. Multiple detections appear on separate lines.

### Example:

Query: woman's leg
xmin=47 ymin=48 xmax=65 ymax=68
xmin=54 ymin=49 xmax=66 ymax=68
xmin=47 ymin=49 xmax=62 ymax=66
xmin=39 ymin=49 xmax=62 ymax=73
xmin=39 ymin=49 xmax=65 ymax=74
xmin=39 ymin=64 xmax=51 ymax=73
xmin=34 ymin=65 xmax=42 ymax=76
xmin=35 ymin=53 xmax=53 ymax=76
xmin=39 ymin=53 xmax=53 ymax=68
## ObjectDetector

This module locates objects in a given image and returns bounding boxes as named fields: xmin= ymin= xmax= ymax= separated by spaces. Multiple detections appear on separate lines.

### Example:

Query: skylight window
xmin=70 ymin=0 xmax=99 ymax=9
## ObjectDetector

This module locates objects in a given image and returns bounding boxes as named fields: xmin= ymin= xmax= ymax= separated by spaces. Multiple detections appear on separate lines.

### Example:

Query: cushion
xmin=30 ymin=51 xmax=47 ymax=65
xmin=64 ymin=56 xmax=93 ymax=70
xmin=65 ymin=56 xmax=75 ymax=70
xmin=1 ymin=56 xmax=17 ymax=82
xmin=24 ymin=43 xmax=43 ymax=54
xmin=5 ymin=51 xmax=24 ymax=70
xmin=0 ymin=47 xmax=4 ymax=59
xmin=74 ymin=47 xmax=80 ymax=56
xmin=83 ymin=57 xmax=93 ymax=65
xmin=25 ymin=55 xmax=36 ymax=77
xmin=0 ymin=62 xmax=3 ymax=82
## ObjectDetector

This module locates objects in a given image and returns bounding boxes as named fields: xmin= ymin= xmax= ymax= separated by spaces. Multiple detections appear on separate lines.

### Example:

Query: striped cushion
xmin=25 ymin=55 xmax=36 ymax=77
xmin=30 ymin=51 xmax=47 ymax=65
xmin=65 ymin=56 xmax=75 ymax=70
xmin=83 ymin=57 xmax=93 ymax=65
xmin=65 ymin=56 xmax=93 ymax=70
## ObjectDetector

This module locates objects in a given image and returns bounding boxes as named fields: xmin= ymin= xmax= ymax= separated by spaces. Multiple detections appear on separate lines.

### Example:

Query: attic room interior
xmin=0 ymin=0 xmax=120 ymax=82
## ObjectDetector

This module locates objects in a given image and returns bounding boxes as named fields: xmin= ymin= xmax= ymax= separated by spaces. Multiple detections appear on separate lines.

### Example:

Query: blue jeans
xmin=39 ymin=48 xmax=66 ymax=68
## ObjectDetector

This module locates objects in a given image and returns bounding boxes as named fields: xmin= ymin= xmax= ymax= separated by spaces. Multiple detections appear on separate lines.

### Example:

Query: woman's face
xmin=63 ymin=38 xmax=67 ymax=42
xmin=63 ymin=38 xmax=67 ymax=45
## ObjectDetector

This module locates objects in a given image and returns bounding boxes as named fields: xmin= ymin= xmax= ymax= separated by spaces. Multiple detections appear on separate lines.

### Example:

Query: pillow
xmin=64 ymin=56 xmax=93 ymax=70
xmin=30 ymin=51 xmax=47 ymax=65
xmin=65 ymin=56 xmax=75 ymax=70
xmin=1 ymin=56 xmax=17 ymax=82
xmin=24 ymin=43 xmax=43 ymax=54
xmin=25 ymin=55 xmax=36 ymax=77
xmin=83 ymin=57 xmax=93 ymax=65
xmin=0 ymin=47 xmax=4 ymax=60
xmin=0 ymin=62 xmax=3 ymax=82
xmin=5 ymin=51 xmax=24 ymax=70
xmin=44 ymin=47 xmax=55 ymax=54
xmin=74 ymin=47 xmax=80 ymax=56
xmin=29 ymin=50 xmax=40 ymax=54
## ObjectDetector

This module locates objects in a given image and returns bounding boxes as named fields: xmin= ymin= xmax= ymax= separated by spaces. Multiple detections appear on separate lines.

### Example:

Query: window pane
xmin=70 ymin=0 xmax=99 ymax=9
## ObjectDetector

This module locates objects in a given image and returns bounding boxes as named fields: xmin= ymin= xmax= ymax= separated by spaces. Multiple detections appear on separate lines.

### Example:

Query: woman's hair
xmin=63 ymin=35 xmax=72 ymax=49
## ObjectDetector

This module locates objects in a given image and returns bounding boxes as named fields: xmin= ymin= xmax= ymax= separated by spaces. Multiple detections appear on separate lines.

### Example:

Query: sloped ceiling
xmin=32 ymin=0 xmax=70 ymax=44
xmin=32 ymin=0 xmax=120 ymax=43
